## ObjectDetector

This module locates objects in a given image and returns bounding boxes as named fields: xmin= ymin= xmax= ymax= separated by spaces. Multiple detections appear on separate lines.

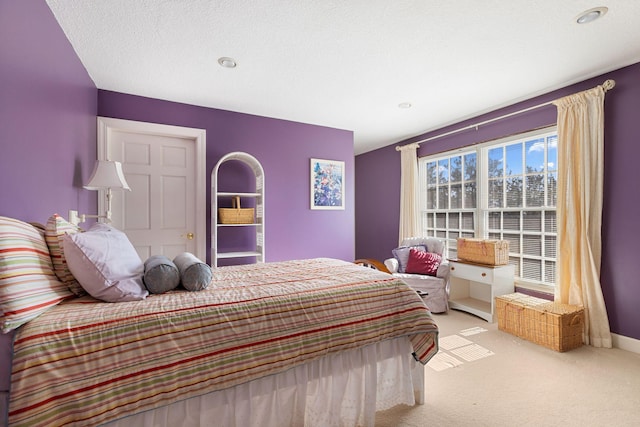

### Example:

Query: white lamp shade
xmin=83 ymin=160 xmax=131 ymax=191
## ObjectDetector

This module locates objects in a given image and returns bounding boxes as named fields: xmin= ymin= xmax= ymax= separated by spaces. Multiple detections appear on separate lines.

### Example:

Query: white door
xmin=97 ymin=117 xmax=207 ymax=262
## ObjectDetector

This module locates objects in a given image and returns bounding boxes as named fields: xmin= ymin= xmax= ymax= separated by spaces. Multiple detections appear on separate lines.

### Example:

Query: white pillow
xmin=62 ymin=223 xmax=148 ymax=302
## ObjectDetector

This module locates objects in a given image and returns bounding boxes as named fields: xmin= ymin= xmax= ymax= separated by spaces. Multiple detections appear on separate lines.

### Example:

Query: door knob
xmin=184 ymin=232 xmax=194 ymax=240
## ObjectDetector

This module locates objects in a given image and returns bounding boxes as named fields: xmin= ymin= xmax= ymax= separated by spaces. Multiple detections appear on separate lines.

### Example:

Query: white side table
xmin=448 ymin=260 xmax=515 ymax=322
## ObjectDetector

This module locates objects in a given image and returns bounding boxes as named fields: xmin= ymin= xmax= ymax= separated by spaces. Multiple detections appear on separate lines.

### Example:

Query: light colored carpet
xmin=375 ymin=309 xmax=640 ymax=427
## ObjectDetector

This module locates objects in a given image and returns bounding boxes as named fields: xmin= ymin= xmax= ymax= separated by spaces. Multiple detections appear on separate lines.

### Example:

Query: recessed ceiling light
xmin=398 ymin=102 xmax=412 ymax=109
xmin=218 ymin=57 xmax=237 ymax=68
xmin=576 ymin=7 xmax=608 ymax=24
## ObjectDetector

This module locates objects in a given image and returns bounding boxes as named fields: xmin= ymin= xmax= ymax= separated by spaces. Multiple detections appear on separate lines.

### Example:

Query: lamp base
xmin=68 ymin=210 xmax=82 ymax=226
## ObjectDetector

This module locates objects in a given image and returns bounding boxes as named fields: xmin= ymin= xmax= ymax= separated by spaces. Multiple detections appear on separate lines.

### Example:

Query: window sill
xmin=514 ymin=282 xmax=554 ymax=300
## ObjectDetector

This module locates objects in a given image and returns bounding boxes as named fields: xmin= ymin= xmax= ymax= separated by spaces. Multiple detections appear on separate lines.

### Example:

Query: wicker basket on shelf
xmin=218 ymin=196 xmax=255 ymax=224
xmin=457 ymin=238 xmax=509 ymax=266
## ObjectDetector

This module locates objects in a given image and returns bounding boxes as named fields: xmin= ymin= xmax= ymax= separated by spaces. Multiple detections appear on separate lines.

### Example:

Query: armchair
xmin=384 ymin=237 xmax=450 ymax=313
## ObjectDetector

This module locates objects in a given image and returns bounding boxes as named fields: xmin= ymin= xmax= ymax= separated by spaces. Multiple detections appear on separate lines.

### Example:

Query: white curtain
xmin=398 ymin=143 xmax=420 ymax=245
xmin=553 ymin=80 xmax=614 ymax=348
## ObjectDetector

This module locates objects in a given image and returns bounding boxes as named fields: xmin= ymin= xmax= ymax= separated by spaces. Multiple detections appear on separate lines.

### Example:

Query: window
xmin=419 ymin=127 xmax=558 ymax=288
xmin=421 ymin=151 xmax=477 ymax=248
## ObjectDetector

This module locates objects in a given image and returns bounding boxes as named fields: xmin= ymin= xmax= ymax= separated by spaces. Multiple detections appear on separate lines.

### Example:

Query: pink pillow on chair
xmin=405 ymin=248 xmax=442 ymax=276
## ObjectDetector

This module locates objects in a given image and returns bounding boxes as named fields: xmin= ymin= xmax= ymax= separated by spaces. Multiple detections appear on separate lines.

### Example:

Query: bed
xmin=1 ymin=216 xmax=438 ymax=427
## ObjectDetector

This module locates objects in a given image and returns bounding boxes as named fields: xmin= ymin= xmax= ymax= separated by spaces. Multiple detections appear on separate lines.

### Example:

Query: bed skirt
xmin=104 ymin=336 xmax=423 ymax=427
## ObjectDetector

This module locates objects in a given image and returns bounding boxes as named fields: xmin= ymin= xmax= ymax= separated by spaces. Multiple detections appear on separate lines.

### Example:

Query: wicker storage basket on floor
xmin=495 ymin=293 xmax=584 ymax=352
xmin=218 ymin=196 xmax=255 ymax=224
xmin=457 ymin=238 xmax=509 ymax=266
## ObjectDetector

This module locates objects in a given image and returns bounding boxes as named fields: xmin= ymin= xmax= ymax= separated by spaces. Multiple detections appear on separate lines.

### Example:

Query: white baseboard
xmin=612 ymin=333 xmax=640 ymax=354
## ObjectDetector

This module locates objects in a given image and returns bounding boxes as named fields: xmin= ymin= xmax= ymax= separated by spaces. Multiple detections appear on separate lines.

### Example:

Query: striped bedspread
xmin=9 ymin=258 xmax=438 ymax=427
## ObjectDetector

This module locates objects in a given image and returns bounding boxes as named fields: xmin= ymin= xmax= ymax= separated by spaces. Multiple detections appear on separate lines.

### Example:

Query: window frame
xmin=418 ymin=126 xmax=558 ymax=290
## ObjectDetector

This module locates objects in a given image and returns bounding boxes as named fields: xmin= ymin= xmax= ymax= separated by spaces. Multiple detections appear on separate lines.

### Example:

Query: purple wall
xmin=0 ymin=1 xmax=97 ymax=223
xmin=355 ymin=143 xmax=401 ymax=257
xmin=97 ymin=92 xmax=355 ymax=264
xmin=0 ymin=0 xmax=97 ymax=395
xmin=356 ymin=62 xmax=640 ymax=341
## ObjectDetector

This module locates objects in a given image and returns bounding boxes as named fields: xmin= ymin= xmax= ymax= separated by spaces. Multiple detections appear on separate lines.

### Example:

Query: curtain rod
xmin=396 ymin=79 xmax=616 ymax=151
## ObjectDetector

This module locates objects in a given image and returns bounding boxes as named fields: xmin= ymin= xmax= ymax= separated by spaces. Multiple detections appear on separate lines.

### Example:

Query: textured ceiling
xmin=46 ymin=0 xmax=640 ymax=154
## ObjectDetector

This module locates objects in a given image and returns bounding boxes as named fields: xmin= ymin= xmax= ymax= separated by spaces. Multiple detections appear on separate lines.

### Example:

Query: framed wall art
xmin=310 ymin=158 xmax=345 ymax=210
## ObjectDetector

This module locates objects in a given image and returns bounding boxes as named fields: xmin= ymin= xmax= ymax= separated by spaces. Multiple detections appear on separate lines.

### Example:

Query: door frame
xmin=96 ymin=116 xmax=207 ymax=261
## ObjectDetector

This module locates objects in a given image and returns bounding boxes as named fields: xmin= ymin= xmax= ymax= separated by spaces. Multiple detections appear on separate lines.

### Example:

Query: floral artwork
xmin=310 ymin=158 xmax=345 ymax=210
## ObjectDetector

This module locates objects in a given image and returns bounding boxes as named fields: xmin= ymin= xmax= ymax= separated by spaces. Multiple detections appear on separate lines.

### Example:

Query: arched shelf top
xmin=213 ymin=151 xmax=264 ymax=178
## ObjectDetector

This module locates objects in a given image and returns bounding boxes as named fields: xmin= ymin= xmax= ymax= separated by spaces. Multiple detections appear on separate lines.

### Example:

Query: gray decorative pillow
xmin=173 ymin=252 xmax=212 ymax=291
xmin=143 ymin=255 xmax=180 ymax=294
